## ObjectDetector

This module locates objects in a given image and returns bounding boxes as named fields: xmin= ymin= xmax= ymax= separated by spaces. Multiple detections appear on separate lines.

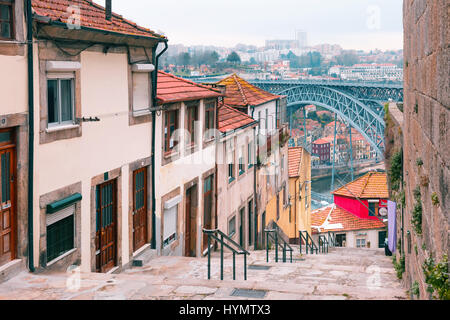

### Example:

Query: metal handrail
xmin=264 ymin=228 xmax=293 ymax=263
xmin=299 ymin=230 xmax=318 ymax=254
xmin=202 ymin=229 xmax=250 ymax=281
xmin=327 ymin=231 xmax=336 ymax=247
xmin=318 ymin=235 xmax=329 ymax=254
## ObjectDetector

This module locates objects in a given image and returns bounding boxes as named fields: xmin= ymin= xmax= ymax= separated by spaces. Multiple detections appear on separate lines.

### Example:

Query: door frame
xmin=0 ymin=128 xmax=17 ymax=265
xmin=95 ymin=179 xmax=118 ymax=273
xmin=132 ymin=167 xmax=148 ymax=252
xmin=184 ymin=184 xmax=198 ymax=257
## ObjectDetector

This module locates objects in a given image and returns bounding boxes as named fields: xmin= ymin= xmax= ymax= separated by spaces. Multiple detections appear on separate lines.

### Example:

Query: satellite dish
xmin=379 ymin=207 xmax=388 ymax=217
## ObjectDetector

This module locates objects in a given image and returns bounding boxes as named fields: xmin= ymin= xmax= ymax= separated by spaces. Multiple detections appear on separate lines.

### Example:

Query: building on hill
xmin=264 ymin=147 xmax=312 ymax=241
xmin=155 ymin=71 xmax=223 ymax=257
xmin=312 ymin=138 xmax=331 ymax=164
xmin=216 ymin=103 xmax=258 ymax=250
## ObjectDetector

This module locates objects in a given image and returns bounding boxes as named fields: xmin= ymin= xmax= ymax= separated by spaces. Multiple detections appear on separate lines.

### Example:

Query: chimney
xmin=106 ymin=0 xmax=112 ymax=21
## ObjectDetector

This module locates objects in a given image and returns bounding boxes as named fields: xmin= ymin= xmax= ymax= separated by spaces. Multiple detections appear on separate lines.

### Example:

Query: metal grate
xmin=248 ymin=265 xmax=271 ymax=271
xmin=230 ymin=289 xmax=267 ymax=299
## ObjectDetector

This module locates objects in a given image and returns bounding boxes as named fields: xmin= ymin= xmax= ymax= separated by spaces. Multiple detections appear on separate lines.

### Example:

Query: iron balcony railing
xmin=203 ymin=229 xmax=250 ymax=281
xmin=299 ymin=230 xmax=319 ymax=255
xmin=318 ymin=235 xmax=329 ymax=254
xmin=327 ymin=231 xmax=336 ymax=247
xmin=264 ymin=227 xmax=293 ymax=264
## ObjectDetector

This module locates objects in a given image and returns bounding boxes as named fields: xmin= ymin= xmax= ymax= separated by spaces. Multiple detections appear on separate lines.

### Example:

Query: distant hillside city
xmin=160 ymin=30 xmax=404 ymax=82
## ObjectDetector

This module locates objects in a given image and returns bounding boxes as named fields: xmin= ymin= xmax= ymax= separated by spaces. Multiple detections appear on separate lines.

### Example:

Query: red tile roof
xmin=218 ymin=103 xmax=257 ymax=133
xmin=157 ymin=71 xmax=222 ymax=104
xmin=288 ymin=147 xmax=303 ymax=178
xmin=216 ymin=74 xmax=280 ymax=108
xmin=333 ymin=172 xmax=389 ymax=199
xmin=311 ymin=204 xmax=386 ymax=233
xmin=313 ymin=138 xmax=331 ymax=145
xmin=32 ymin=0 xmax=165 ymax=39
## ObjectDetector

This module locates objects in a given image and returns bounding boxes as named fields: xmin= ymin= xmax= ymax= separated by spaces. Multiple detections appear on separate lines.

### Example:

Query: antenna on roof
xmin=105 ymin=0 xmax=112 ymax=21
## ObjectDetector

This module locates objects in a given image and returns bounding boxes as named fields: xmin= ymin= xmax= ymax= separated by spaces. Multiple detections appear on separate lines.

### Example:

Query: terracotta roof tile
xmin=313 ymin=138 xmax=331 ymax=145
xmin=32 ymin=0 xmax=165 ymax=39
xmin=157 ymin=71 xmax=222 ymax=104
xmin=288 ymin=147 xmax=303 ymax=178
xmin=218 ymin=103 xmax=257 ymax=133
xmin=333 ymin=172 xmax=389 ymax=199
xmin=311 ymin=205 xmax=386 ymax=233
xmin=216 ymin=74 xmax=280 ymax=108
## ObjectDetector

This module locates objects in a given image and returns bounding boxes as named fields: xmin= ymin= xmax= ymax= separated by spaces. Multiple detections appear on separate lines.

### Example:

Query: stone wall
xmin=402 ymin=0 xmax=449 ymax=299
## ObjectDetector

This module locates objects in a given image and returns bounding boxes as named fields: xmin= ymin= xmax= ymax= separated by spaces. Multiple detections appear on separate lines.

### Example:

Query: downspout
xmin=151 ymin=40 xmax=168 ymax=249
xmin=25 ymin=0 xmax=35 ymax=272
xmin=253 ymin=126 xmax=257 ymax=250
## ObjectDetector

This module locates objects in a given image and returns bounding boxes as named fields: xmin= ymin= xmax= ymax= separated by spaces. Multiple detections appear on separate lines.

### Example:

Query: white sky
xmin=93 ymin=0 xmax=403 ymax=51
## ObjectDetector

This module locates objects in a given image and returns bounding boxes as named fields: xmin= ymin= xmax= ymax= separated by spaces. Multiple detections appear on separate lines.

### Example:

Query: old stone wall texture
xmin=403 ymin=0 xmax=449 ymax=299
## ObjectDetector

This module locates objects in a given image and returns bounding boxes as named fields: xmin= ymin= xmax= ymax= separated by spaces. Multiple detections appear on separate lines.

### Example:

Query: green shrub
xmin=393 ymin=255 xmax=406 ymax=280
xmin=423 ymin=254 xmax=450 ymax=300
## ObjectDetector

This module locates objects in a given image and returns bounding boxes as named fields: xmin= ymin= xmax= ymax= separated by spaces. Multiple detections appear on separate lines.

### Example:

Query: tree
xmin=227 ymin=51 xmax=241 ymax=64
xmin=177 ymin=52 xmax=191 ymax=67
xmin=333 ymin=52 xmax=359 ymax=66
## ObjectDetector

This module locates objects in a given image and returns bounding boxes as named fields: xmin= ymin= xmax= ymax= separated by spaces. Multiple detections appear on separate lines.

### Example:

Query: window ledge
xmin=133 ymin=109 xmax=151 ymax=117
xmin=228 ymin=177 xmax=236 ymax=184
xmin=46 ymin=124 xmax=79 ymax=133
xmin=164 ymin=150 xmax=179 ymax=160
xmin=47 ymin=248 xmax=77 ymax=267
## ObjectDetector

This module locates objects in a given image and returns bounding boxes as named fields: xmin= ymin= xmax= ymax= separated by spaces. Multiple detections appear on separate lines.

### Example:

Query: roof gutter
xmin=151 ymin=40 xmax=168 ymax=249
xmin=26 ymin=0 xmax=35 ymax=272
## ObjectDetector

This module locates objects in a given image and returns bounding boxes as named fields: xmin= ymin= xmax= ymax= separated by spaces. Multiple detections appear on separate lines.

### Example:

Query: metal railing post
xmin=207 ymin=234 xmax=211 ymax=280
xmin=275 ymin=232 xmax=279 ymax=263
xmin=299 ymin=231 xmax=302 ymax=254
xmin=233 ymin=252 xmax=236 ymax=280
xmin=220 ymin=234 xmax=224 ymax=281
xmin=244 ymin=254 xmax=247 ymax=281
xmin=283 ymin=242 xmax=286 ymax=263
xmin=266 ymin=231 xmax=269 ymax=263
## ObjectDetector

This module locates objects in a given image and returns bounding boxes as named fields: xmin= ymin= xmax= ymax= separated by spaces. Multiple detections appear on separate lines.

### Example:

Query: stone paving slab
xmin=0 ymin=247 xmax=407 ymax=300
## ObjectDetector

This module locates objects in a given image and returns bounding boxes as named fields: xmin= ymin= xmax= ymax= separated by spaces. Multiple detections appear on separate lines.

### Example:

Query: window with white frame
xmin=163 ymin=195 xmax=180 ymax=247
xmin=228 ymin=215 xmax=236 ymax=237
xmin=46 ymin=61 xmax=81 ymax=128
xmin=47 ymin=75 xmax=75 ymax=128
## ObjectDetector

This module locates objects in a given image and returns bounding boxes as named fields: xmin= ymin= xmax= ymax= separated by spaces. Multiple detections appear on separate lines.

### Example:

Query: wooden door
xmin=0 ymin=136 xmax=15 ymax=266
xmin=133 ymin=167 xmax=148 ymax=252
xmin=239 ymin=208 xmax=244 ymax=247
xmin=95 ymin=180 xmax=117 ymax=273
xmin=202 ymin=175 xmax=213 ymax=250
xmin=185 ymin=186 xmax=197 ymax=257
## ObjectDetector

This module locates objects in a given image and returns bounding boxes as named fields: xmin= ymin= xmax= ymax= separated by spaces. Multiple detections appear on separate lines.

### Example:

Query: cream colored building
xmin=216 ymin=104 xmax=257 ymax=250
xmin=0 ymin=0 xmax=29 ymax=277
xmin=28 ymin=1 xmax=167 ymax=273
xmin=154 ymin=71 xmax=222 ymax=257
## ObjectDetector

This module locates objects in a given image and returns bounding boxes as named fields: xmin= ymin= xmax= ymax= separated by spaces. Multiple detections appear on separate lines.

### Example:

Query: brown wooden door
xmin=0 ymin=143 xmax=15 ymax=266
xmin=95 ymin=180 xmax=117 ymax=273
xmin=133 ymin=167 xmax=148 ymax=252
xmin=202 ymin=175 xmax=213 ymax=250
xmin=185 ymin=186 xmax=197 ymax=257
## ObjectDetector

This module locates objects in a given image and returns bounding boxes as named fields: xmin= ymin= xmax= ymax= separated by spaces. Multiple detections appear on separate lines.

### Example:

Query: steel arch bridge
xmin=249 ymin=80 xmax=404 ymax=158
xmin=190 ymin=76 xmax=404 ymax=157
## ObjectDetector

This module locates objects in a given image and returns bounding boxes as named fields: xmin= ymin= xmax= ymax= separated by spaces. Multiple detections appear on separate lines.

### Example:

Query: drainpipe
xmin=253 ymin=126 xmax=258 ymax=250
xmin=151 ymin=40 xmax=168 ymax=249
xmin=25 ymin=0 xmax=35 ymax=272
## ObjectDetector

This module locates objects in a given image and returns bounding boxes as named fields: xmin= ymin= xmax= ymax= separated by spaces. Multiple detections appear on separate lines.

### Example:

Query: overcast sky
xmin=94 ymin=0 xmax=403 ymax=51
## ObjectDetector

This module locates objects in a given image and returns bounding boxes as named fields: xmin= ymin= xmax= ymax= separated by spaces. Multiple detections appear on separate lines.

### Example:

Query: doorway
xmin=185 ymin=185 xmax=197 ymax=257
xmin=0 ymin=129 xmax=16 ymax=266
xmin=239 ymin=207 xmax=245 ymax=247
xmin=202 ymin=175 xmax=213 ymax=251
xmin=336 ymin=233 xmax=347 ymax=247
xmin=95 ymin=180 xmax=117 ymax=273
xmin=132 ymin=167 xmax=148 ymax=252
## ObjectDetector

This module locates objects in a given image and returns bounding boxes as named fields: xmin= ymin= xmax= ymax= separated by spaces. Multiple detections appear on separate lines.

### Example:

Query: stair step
xmin=0 ymin=259 xmax=24 ymax=284
xmin=132 ymin=245 xmax=157 ymax=267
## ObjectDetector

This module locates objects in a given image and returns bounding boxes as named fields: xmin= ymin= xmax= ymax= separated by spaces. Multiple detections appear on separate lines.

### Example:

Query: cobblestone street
xmin=0 ymin=247 xmax=406 ymax=300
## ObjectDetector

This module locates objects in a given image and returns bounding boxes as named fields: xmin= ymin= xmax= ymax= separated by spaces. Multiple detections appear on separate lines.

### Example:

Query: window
xmin=248 ymin=141 xmax=253 ymax=168
xmin=46 ymin=205 xmax=75 ymax=263
xmin=265 ymin=109 xmax=269 ymax=131
xmin=228 ymin=216 xmax=236 ymax=237
xmin=258 ymin=111 xmax=262 ymax=132
xmin=204 ymin=102 xmax=215 ymax=140
xmin=228 ymin=148 xmax=235 ymax=183
xmin=47 ymin=76 xmax=75 ymax=127
xmin=368 ymin=201 xmax=378 ymax=216
xmin=186 ymin=105 xmax=198 ymax=147
xmin=164 ymin=110 xmax=179 ymax=153
xmin=132 ymin=71 xmax=152 ymax=114
xmin=356 ymin=238 xmax=366 ymax=248
xmin=238 ymin=147 xmax=245 ymax=175
xmin=163 ymin=196 xmax=180 ymax=247
xmin=248 ymin=200 xmax=253 ymax=246
xmin=0 ymin=0 xmax=14 ymax=40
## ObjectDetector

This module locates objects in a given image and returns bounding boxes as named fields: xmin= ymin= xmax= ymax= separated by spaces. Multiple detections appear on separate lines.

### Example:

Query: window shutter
xmin=47 ymin=204 xmax=75 ymax=226
xmin=132 ymin=72 xmax=150 ymax=112
xmin=163 ymin=205 xmax=177 ymax=241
